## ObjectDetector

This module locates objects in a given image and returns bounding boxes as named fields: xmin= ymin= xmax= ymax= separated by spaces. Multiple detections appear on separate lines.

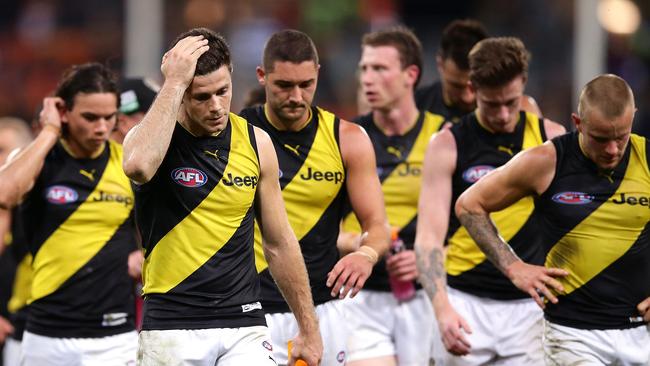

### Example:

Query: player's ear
xmin=256 ymin=67 xmax=266 ymax=86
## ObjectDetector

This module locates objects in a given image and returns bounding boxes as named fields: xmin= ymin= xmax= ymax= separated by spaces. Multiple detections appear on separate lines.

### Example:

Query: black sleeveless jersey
xmin=7 ymin=205 xmax=31 ymax=340
xmin=343 ymin=111 xmax=445 ymax=291
xmin=240 ymin=105 xmax=346 ymax=313
xmin=136 ymin=114 xmax=265 ymax=330
xmin=22 ymin=140 xmax=136 ymax=338
xmin=446 ymin=111 xmax=548 ymax=299
xmin=415 ymin=81 xmax=468 ymax=124
xmin=538 ymin=132 xmax=650 ymax=329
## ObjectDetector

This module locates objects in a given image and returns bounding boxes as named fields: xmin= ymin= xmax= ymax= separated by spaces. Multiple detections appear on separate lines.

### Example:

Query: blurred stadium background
xmin=0 ymin=0 xmax=648 ymax=133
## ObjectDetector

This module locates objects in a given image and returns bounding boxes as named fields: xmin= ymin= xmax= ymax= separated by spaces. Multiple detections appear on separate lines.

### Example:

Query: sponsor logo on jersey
xmin=101 ymin=312 xmax=128 ymax=327
xmin=386 ymin=146 xmax=402 ymax=159
xmin=300 ymin=167 xmax=344 ymax=184
xmin=241 ymin=301 xmax=262 ymax=313
xmin=552 ymin=191 xmax=594 ymax=205
xmin=204 ymin=149 xmax=219 ymax=159
xmin=79 ymin=169 xmax=96 ymax=182
xmin=629 ymin=315 xmax=644 ymax=323
xmin=284 ymin=143 xmax=301 ymax=156
xmin=222 ymin=173 xmax=258 ymax=188
xmin=612 ymin=193 xmax=650 ymax=207
xmin=171 ymin=167 xmax=208 ymax=187
xmin=93 ymin=191 xmax=134 ymax=206
xmin=278 ymin=169 xmax=283 ymax=179
xmin=46 ymin=185 xmax=78 ymax=204
xmin=497 ymin=145 xmax=515 ymax=156
xmin=395 ymin=161 xmax=421 ymax=177
xmin=462 ymin=165 xmax=495 ymax=183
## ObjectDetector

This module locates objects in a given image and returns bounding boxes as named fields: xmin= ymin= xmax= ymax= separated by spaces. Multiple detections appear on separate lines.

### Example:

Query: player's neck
xmin=372 ymin=96 xmax=419 ymax=136
xmin=60 ymin=137 xmax=105 ymax=159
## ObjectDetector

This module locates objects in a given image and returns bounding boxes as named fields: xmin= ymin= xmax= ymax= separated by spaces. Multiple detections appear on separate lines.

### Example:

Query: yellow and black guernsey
xmin=342 ymin=111 xmax=445 ymax=291
xmin=21 ymin=140 xmax=136 ymax=338
xmin=536 ymin=131 xmax=650 ymax=330
xmin=136 ymin=114 xmax=264 ymax=330
xmin=7 ymin=205 xmax=32 ymax=341
xmin=239 ymin=105 xmax=346 ymax=313
xmin=415 ymin=81 xmax=467 ymax=124
xmin=447 ymin=111 xmax=547 ymax=299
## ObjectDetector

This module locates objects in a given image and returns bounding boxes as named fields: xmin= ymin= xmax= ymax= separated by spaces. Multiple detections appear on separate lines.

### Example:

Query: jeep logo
xmin=299 ymin=167 xmax=343 ymax=184
xmin=222 ymin=173 xmax=258 ymax=188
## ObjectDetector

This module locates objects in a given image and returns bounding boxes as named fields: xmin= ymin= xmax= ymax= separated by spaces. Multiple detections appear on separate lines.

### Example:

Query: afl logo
xmin=552 ymin=191 xmax=594 ymax=205
xmin=462 ymin=165 xmax=495 ymax=183
xmin=171 ymin=167 xmax=207 ymax=187
xmin=46 ymin=185 xmax=78 ymax=204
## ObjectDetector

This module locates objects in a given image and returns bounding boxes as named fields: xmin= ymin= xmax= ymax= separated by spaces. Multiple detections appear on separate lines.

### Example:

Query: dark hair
xmin=578 ymin=74 xmax=635 ymax=120
xmin=439 ymin=19 xmax=488 ymax=70
xmin=469 ymin=37 xmax=529 ymax=88
xmin=362 ymin=26 xmax=424 ymax=87
xmin=171 ymin=27 xmax=232 ymax=76
xmin=262 ymin=29 xmax=319 ymax=72
xmin=55 ymin=62 xmax=118 ymax=110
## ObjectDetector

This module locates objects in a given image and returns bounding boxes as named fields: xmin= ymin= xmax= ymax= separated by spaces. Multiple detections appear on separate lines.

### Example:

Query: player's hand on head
xmin=161 ymin=35 xmax=210 ymax=89
xmin=506 ymin=261 xmax=568 ymax=309
xmin=326 ymin=251 xmax=374 ymax=299
xmin=436 ymin=302 xmax=472 ymax=356
xmin=39 ymin=97 xmax=65 ymax=133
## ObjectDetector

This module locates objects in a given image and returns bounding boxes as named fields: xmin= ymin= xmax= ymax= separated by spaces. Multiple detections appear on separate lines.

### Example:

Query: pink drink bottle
xmin=388 ymin=229 xmax=416 ymax=301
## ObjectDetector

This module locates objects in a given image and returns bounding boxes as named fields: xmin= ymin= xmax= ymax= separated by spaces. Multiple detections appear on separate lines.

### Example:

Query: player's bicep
xmin=340 ymin=122 xmax=384 ymax=230
xmin=253 ymin=127 xmax=291 ymax=249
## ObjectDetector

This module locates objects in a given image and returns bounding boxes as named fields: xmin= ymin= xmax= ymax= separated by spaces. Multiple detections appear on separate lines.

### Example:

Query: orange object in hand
xmin=287 ymin=340 xmax=308 ymax=366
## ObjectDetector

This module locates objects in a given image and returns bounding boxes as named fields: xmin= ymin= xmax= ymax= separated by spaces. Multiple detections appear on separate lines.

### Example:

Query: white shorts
xmin=266 ymin=300 xmax=348 ymax=366
xmin=21 ymin=330 xmax=138 ymax=366
xmin=345 ymin=289 xmax=435 ymax=366
xmin=3 ymin=337 xmax=21 ymax=366
xmin=435 ymin=287 xmax=544 ymax=366
xmin=543 ymin=320 xmax=650 ymax=365
xmin=138 ymin=326 xmax=276 ymax=366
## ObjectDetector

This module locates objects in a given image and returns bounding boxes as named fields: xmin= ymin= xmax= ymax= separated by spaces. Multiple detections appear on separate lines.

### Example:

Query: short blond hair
xmin=578 ymin=74 xmax=635 ymax=120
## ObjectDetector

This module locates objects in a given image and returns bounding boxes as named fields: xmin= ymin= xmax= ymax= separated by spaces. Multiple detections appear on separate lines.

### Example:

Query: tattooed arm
xmin=454 ymin=142 xmax=568 ymax=308
xmin=415 ymin=129 xmax=472 ymax=355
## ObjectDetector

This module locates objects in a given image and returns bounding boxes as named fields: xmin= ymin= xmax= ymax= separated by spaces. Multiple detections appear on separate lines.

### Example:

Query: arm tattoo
xmin=416 ymin=245 xmax=446 ymax=301
xmin=458 ymin=212 xmax=518 ymax=274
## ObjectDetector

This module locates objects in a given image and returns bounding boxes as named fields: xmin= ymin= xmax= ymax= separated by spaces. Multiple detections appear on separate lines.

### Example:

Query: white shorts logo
xmin=241 ymin=302 xmax=262 ymax=313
